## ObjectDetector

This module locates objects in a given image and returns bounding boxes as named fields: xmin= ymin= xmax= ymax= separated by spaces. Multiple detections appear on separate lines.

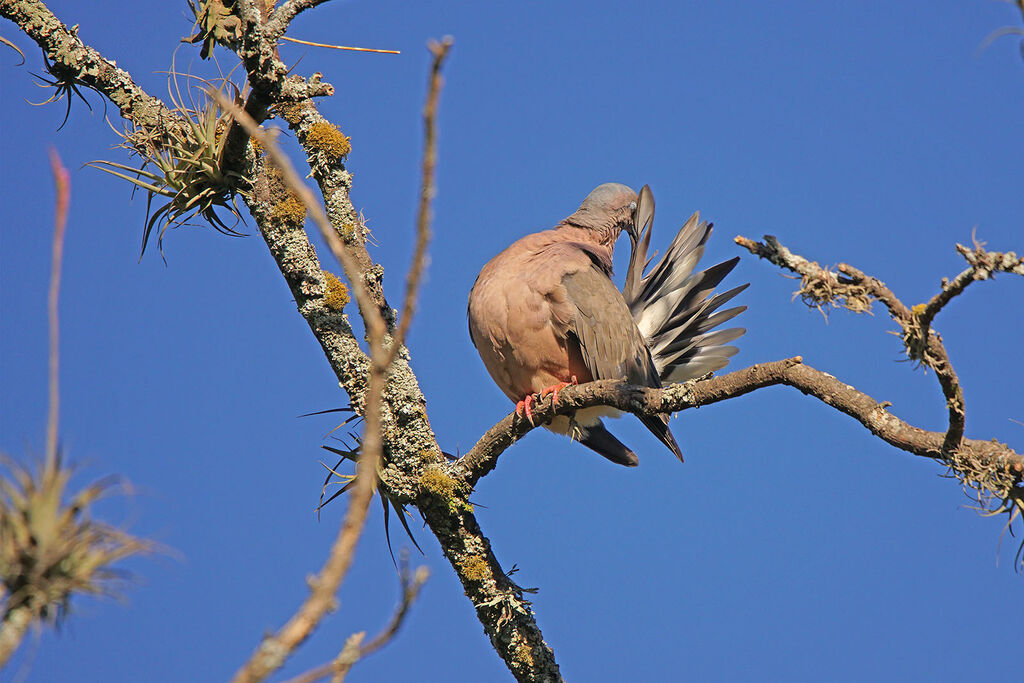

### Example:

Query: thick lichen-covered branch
xmin=266 ymin=0 xmax=332 ymax=41
xmin=213 ymin=1 xmax=335 ymax=186
xmin=224 ymin=30 xmax=558 ymax=680
xmin=1 ymin=0 xmax=183 ymax=132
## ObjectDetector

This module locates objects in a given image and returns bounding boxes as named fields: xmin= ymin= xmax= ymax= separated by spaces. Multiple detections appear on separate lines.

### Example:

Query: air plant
xmin=29 ymin=53 xmax=104 ymax=131
xmin=316 ymin=431 xmax=424 ymax=566
xmin=88 ymin=64 xmax=247 ymax=259
xmin=0 ymin=454 xmax=153 ymax=665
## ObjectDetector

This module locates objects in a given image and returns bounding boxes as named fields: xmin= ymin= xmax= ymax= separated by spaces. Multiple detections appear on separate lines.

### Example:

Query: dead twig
xmin=279 ymin=36 xmax=400 ymax=54
xmin=222 ymin=96 xmax=385 ymax=683
xmin=282 ymin=556 xmax=430 ymax=683
xmin=386 ymin=37 xmax=452 ymax=366
xmin=224 ymin=37 xmax=452 ymax=683
xmin=45 ymin=148 xmax=69 ymax=470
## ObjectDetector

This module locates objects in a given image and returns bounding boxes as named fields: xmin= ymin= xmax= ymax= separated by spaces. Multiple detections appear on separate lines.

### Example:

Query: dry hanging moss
xmin=795 ymin=266 xmax=873 ymax=315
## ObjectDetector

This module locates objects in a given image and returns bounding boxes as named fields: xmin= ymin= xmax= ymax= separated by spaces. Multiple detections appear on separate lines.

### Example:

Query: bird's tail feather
xmin=638 ymin=413 xmax=684 ymax=462
xmin=624 ymin=191 xmax=747 ymax=384
xmin=578 ymin=421 xmax=640 ymax=467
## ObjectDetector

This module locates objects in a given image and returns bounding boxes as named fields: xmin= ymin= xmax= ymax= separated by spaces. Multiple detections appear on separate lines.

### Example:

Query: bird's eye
xmin=629 ymin=201 xmax=638 ymax=212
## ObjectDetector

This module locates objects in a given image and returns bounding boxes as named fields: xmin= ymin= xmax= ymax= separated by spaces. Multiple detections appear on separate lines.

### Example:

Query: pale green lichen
xmin=419 ymin=467 xmax=459 ymax=499
xmin=419 ymin=466 xmax=471 ymax=514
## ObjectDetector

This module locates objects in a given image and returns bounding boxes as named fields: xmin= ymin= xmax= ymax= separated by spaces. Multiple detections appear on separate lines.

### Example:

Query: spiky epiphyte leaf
xmin=29 ymin=54 xmax=105 ymax=131
xmin=88 ymin=68 xmax=248 ymax=258
xmin=1 ymin=35 xmax=26 ymax=65
xmin=317 ymin=439 xmax=424 ymax=565
xmin=0 ymin=454 xmax=152 ymax=633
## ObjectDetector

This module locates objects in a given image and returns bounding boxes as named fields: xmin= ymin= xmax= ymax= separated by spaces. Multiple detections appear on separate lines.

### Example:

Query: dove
xmin=468 ymin=183 xmax=745 ymax=465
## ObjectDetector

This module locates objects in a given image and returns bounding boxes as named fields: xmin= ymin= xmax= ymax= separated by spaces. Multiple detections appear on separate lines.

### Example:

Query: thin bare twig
xmin=282 ymin=559 xmax=430 ymax=683
xmin=221 ymin=100 xmax=385 ymax=683
xmin=386 ymin=37 xmax=452 ymax=366
xmin=279 ymin=36 xmax=400 ymax=54
xmin=45 ymin=149 xmax=69 ymax=472
xmin=359 ymin=563 xmax=430 ymax=657
xmin=223 ymin=38 xmax=451 ymax=683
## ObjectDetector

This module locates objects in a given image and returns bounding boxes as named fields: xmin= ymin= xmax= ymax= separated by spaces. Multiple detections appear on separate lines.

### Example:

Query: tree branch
xmin=385 ymin=37 xmax=452 ymax=367
xmin=282 ymin=559 xmax=430 ymax=683
xmin=735 ymin=234 xmax=1019 ymax=456
xmin=734 ymin=235 xmax=1022 ymax=517
xmin=453 ymin=358 xmax=1023 ymax=493
xmin=211 ymin=0 xmax=335 ymax=185
xmin=266 ymin=0 xmax=333 ymax=41
xmin=1 ymin=0 xmax=185 ymax=132
xmin=220 ymin=34 xmax=562 ymax=683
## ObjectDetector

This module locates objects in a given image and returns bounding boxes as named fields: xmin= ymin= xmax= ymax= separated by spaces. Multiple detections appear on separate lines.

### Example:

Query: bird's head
xmin=562 ymin=182 xmax=640 ymax=244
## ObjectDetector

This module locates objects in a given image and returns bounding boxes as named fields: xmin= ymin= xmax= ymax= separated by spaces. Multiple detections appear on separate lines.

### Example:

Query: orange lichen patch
xmin=269 ymin=194 xmax=306 ymax=226
xmin=306 ymin=121 xmax=351 ymax=160
xmin=322 ymin=271 xmax=349 ymax=311
xmin=460 ymin=555 xmax=489 ymax=582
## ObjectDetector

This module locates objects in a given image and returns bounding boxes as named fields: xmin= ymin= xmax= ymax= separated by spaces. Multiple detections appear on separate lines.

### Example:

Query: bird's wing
xmin=561 ymin=255 xmax=683 ymax=461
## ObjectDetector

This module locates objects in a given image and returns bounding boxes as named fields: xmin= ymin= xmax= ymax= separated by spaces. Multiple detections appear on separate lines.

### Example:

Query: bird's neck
xmin=556 ymin=222 xmax=621 ymax=251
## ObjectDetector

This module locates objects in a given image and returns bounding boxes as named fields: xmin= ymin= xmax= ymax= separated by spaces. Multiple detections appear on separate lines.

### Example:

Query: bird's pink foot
xmin=517 ymin=377 xmax=578 ymax=425
xmin=515 ymin=393 xmax=537 ymax=425
xmin=539 ymin=375 xmax=578 ymax=407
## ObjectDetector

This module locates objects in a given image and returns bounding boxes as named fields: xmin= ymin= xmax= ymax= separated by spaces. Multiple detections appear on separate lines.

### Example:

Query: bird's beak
xmin=626 ymin=203 xmax=640 ymax=244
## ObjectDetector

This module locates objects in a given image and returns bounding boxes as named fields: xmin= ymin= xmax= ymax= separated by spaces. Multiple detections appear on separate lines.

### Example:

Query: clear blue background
xmin=2 ymin=1 xmax=1022 ymax=681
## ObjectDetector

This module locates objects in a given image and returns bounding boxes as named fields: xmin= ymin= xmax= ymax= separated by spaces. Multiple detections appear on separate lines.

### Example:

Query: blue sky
xmin=2 ymin=1 xmax=1022 ymax=681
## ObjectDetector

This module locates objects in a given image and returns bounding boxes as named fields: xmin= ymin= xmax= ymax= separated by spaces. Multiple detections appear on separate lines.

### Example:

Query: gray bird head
xmin=562 ymin=183 xmax=639 ymax=241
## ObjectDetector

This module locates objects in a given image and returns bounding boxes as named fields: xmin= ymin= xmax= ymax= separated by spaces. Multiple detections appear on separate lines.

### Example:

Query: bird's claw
xmin=515 ymin=393 xmax=536 ymax=425
xmin=540 ymin=375 xmax=578 ymax=407
xmin=517 ymin=376 xmax=578 ymax=426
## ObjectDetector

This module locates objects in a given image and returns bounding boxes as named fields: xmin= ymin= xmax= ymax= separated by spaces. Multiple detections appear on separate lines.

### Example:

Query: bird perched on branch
xmin=467 ymin=183 xmax=746 ymax=466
